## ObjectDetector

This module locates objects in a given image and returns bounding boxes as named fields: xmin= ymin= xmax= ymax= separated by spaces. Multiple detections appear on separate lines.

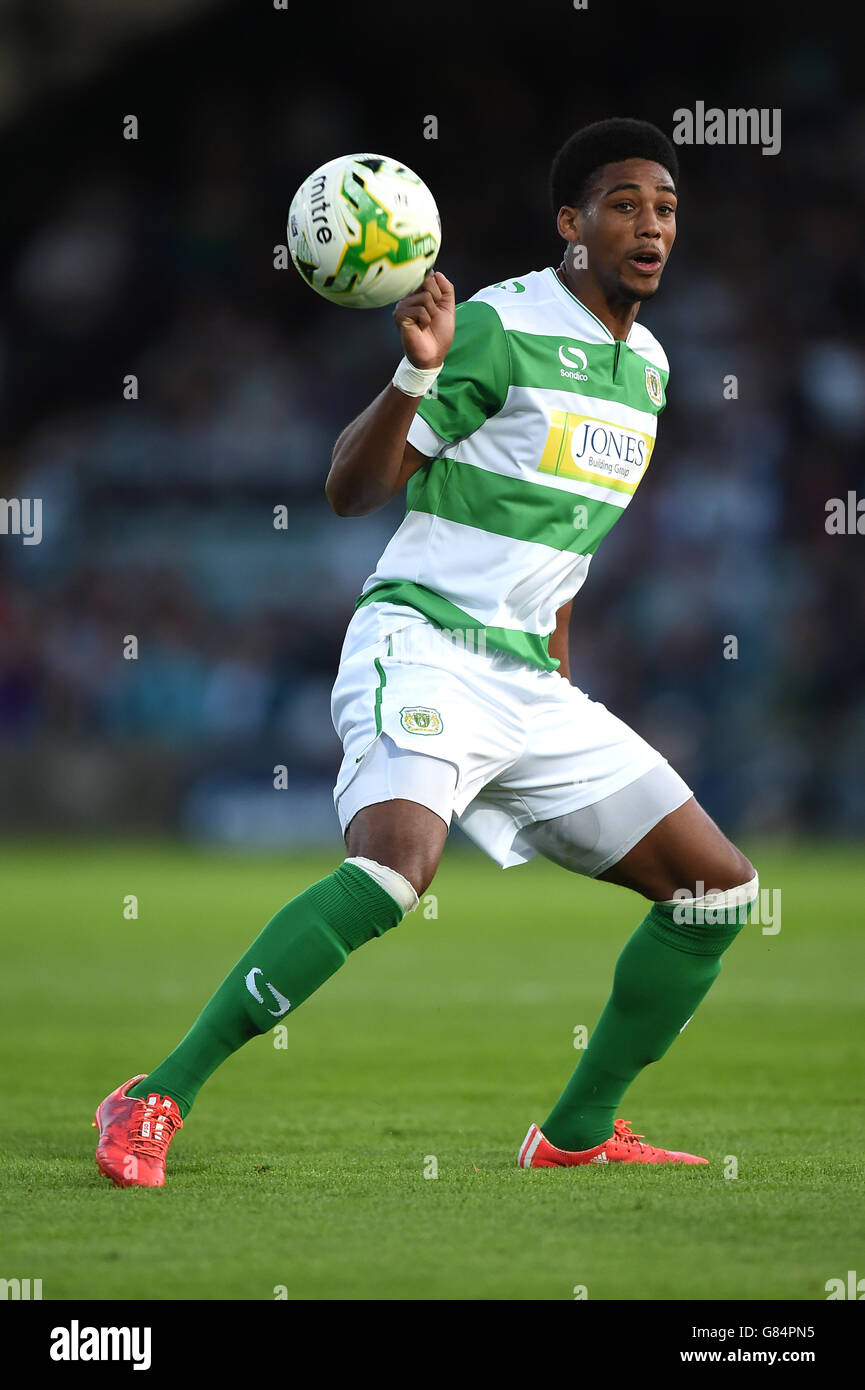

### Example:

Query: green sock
xmin=541 ymin=894 xmax=753 ymax=1151
xmin=128 ymin=863 xmax=403 ymax=1117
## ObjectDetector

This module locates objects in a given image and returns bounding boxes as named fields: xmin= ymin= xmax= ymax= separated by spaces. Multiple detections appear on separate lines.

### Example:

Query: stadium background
xmin=1 ymin=0 xmax=863 ymax=848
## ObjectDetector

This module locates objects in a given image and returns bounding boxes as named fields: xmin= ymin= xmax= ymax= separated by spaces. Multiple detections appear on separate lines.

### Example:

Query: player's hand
xmin=393 ymin=270 xmax=455 ymax=369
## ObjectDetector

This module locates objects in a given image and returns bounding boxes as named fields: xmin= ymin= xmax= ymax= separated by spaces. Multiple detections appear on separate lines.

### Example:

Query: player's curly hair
xmin=550 ymin=118 xmax=679 ymax=216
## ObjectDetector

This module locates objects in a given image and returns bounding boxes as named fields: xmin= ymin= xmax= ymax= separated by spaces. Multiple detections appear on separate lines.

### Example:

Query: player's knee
xmin=362 ymin=857 xmax=437 ymax=900
xmin=343 ymin=855 xmax=424 ymax=917
xmin=354 ymin=841 xmax=439 ymax=898
xmin=398 ymin=857 xmax=438 ymax=899
xmin=343 ymin=799 xmax=446 ymax=900
xmin=724 ymin=844 xmax=756 ymax=892
xmin=691 ymin=839 xmax=755 ymax=896
xmin=361 ymin=855 xmax=436 ymax=899
xmin=345 ymin=847 xmax=438 ymax=900
xmin=652 ymin=844 xmax=757 ymax=906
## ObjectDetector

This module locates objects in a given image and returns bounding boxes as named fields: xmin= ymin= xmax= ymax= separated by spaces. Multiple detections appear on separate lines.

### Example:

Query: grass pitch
xmin=1 ymin=840 xmax=863 ymax=1301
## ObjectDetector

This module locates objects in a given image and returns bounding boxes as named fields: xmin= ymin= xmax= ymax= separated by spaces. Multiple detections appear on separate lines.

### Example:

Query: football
xmin=287 ymin=152 xmax=441 ymax=309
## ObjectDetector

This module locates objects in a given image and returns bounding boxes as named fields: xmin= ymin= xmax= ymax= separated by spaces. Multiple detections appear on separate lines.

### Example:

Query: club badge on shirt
xmin=645 ymin=364 xmax=663 ymax=406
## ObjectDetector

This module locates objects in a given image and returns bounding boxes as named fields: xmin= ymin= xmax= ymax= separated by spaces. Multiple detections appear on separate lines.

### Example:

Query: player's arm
xmin=548 ymin=599 xmax=572 ymax=681
xmin=326 ymin=271 xmax=455 ymax=517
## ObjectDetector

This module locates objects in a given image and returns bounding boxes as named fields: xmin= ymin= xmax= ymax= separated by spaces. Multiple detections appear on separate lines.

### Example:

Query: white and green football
xmin=287 ymin=153 xmax=441 ymax=309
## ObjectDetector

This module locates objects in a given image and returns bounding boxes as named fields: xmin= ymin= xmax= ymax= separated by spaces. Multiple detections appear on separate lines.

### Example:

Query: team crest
xmin=400 ymin=706 xmax=443 ymax=735
xmin=645 ymin=364 xmax=663 ymax=407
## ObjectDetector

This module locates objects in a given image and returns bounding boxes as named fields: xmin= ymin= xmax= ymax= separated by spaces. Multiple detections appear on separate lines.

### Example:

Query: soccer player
xmin=94 ymin=118 xmax=758 ymax=1185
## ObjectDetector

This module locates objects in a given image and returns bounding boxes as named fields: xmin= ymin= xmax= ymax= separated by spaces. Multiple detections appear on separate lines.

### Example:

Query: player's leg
xmin=95 ymin=600 xmax=468 ymax=1184
xmin=528 ymin=785 xmax=757 ymax=1157
xmin=344 ymin=796 xmax=446 ymax=894
xmin=595 ymin=793 xmax=754 ymax=900
xmin=456 ymin=666 xmax=758 ymax=1166
xmin=127 ymin=794 xmax=445 ymax=1114
xmin=127 ymin=743 xmax=451 ymax=1120
xmin=94 ymin=731 xmax=455 ymax=1186
xmin=94 ymin=794 xmax=445 ymax=1188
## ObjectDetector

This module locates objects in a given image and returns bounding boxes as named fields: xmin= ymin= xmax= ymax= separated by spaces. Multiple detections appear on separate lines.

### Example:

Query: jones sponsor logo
xmin=539 ymin=410 xmax=654 ymax=489
xmin=572 ymin=419 xmax=647 ymax=472
xmin=49 ymin=1321 xmax=152 ymax=1370
xmin=569 ymin=417 xmax=652 ymax=485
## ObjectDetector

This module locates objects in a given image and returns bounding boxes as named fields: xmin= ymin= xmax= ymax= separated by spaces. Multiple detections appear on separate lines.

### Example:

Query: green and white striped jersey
xmin=355 ymin=265 xmax=669 ymax=671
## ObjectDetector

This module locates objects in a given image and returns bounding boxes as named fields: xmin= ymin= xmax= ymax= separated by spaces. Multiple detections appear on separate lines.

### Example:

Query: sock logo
xmin=244 ymin=967 xmax=291 ymax=1018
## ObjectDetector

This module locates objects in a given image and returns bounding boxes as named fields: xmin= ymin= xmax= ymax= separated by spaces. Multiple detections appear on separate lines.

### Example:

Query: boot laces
xmin=613 ymin=1118 xmax=647 ymax=1150
xmin=132 ymin=1100 xmax=182 ymax=1159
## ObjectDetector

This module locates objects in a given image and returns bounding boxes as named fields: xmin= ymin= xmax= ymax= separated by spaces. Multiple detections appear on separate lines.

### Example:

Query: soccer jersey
xmin=355 ymin=266 xmax=669 ymax=671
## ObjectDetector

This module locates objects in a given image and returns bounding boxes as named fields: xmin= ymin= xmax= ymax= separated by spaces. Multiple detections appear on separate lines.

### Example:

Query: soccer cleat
xmin=93 ymin=1075 xmax=183 ymax=1188
xmin=518 ymin=1118 xmax=708 ymax=1167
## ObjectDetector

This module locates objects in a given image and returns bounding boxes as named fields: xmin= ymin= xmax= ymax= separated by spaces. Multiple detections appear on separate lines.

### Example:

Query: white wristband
xmin=392 ymin=356 xmax=442 ymax=397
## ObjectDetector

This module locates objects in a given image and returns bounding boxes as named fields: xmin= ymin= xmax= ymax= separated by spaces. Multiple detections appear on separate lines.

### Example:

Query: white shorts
xmin=331 ymin=602 xmax=692 ymax=873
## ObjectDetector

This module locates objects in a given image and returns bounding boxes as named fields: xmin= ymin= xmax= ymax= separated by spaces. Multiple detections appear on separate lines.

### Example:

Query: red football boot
xmin=93 ymin=1075 xmax=183 ymax=1187
xmin=518 ymin=1117 xmax=708 ymax=1167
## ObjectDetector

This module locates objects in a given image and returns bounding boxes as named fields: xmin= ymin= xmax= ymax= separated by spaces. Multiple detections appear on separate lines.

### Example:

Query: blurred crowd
xmin=1 ymin=17 xmax=863 ymax=839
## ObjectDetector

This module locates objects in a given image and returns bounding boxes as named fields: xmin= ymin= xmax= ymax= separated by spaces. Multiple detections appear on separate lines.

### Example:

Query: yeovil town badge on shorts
xmin=400 ymin=706 xmax=444 ymax=735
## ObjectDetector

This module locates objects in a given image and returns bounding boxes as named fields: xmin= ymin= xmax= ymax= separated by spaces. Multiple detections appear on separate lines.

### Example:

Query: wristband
xmin=392 ymin=356 xmax=443 ymax=397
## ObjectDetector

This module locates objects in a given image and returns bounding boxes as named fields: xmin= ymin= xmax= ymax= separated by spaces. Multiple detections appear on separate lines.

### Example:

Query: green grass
xmin=1 ymin=840 xmax=863 ymax=1301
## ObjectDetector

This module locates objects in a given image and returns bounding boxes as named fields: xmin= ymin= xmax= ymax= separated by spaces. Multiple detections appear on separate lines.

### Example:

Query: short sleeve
xmin=410 ymin=298 xmax=510 ymax=451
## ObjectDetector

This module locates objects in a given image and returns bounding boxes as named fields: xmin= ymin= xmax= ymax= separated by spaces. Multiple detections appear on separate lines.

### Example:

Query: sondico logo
xmin=558 ymin=344 xmax=588 ymax=380
xmin=245 ymin=967 xmax=291 ymax=1017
